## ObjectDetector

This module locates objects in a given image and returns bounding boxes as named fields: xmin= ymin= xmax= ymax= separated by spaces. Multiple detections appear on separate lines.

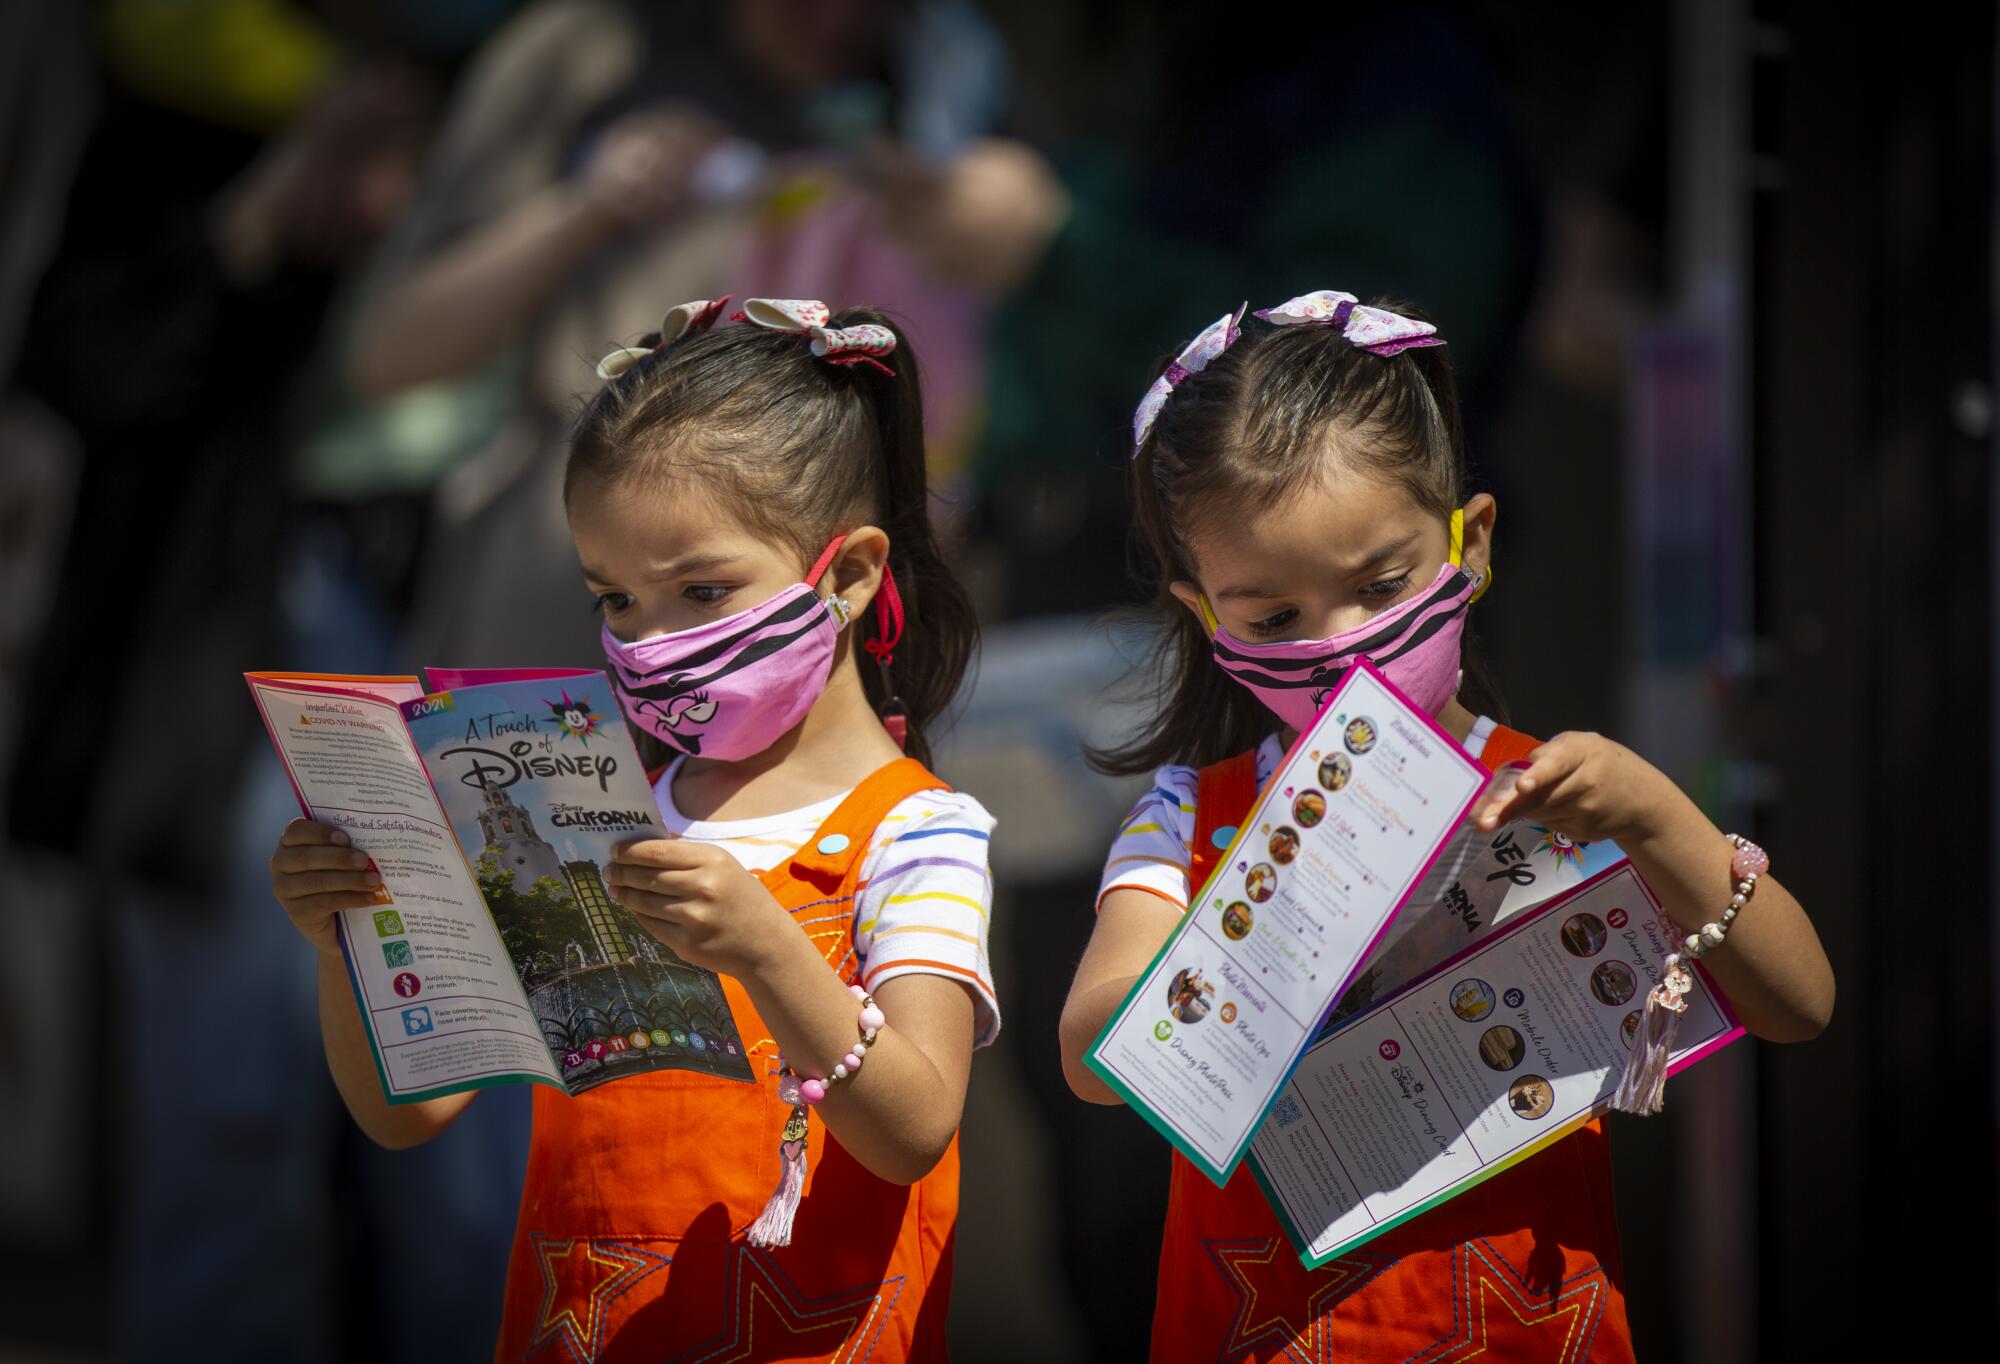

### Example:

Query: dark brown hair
xmin=1094 ymin=300 xmax=1505 ymax=776
xmin=566 ymin=307 xmax=976 ymax=768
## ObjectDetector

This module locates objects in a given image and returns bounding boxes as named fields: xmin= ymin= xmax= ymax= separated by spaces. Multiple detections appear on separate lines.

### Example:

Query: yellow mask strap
xmin=1196 ymin=593 xmax=1220 ymax=635
xmin=1451 ymin=507 xmax=1495 ymax=603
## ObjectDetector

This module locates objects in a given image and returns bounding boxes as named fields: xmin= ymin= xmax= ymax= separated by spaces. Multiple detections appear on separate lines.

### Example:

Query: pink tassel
xmin=1613 ymin=960 xmax=1689 ymax=1114
xmin=746 ymin=1106 xmax=810 ymax=1248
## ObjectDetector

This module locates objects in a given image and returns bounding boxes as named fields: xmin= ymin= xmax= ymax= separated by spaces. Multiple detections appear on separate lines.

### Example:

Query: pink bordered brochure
xmin=1085 ymin=659 xmax=1529 ymax=1185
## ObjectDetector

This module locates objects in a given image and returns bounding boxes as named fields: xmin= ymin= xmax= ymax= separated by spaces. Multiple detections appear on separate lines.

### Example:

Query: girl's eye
xmin=591 ymin=591 xmax=635 ymax=615
xmin=1247 ymin=607 xmax=1299 ymax=638
xmin=1360 ymin=575 xmax=1411 ymax=602
xmin=684 ymin=584 xmax=733 ymax=607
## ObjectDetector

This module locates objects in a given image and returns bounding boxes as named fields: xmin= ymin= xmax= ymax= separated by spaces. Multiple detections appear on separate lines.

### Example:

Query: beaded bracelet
xmin=776 ymin=986 xmax=885 ymax=1106
xmin=1673 ymin=834 xmax=1768 ymax=968
xmin=1613 ymin=833 xmax=1769 ymax=1115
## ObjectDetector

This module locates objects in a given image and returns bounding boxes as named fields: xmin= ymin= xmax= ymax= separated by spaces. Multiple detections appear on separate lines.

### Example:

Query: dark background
xmin=0 ymin=2 xmax=1991 ymax=1360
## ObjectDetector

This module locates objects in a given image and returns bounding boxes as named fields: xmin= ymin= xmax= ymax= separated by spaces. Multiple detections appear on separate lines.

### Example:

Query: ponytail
xmin=828 ymin=308 xmax=978 ymax=767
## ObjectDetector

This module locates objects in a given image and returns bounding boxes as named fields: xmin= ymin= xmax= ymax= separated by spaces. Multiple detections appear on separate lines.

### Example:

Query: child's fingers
xmin=279 ymin=867 xmax=383 ymax=899
xmin=272 ymin=843 xmax=373 ymax=876
xmin=606 ymin=862 xmax=715 ymax=903
xmin=607 ymin=882 xmax=684 ymax=924
xmin=1514 ymin=739 xmax=1584 ymax=797
xmin=1476 ymin=790 xmax=1535 ymax=831
xmin=609 ymin=837 xmax=711 ymax=871
xmin=288 ymin=889 xmax=383 ymax=916
xmin=281 ymin=818 xmax=350 ymax=848
xmin=1476 ymin=773 xmax=1550 ymax=830
xmin=631 ymin=910 xmax=692 ymax=956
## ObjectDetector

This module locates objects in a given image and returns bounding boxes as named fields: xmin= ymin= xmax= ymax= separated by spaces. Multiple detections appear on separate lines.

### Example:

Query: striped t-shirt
xmin=653 ymin=763 xmax=1000 ymax=1046
xmin=1098 ymin=716 xmax=1499 ymax=912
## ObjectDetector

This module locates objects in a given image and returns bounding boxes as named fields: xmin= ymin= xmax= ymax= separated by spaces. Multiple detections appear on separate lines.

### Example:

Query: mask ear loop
xmin=1195 ymin=593 xmax=1221 ymax=637
xmin=809 ymin=535 xmax=910 ymax=749
xmin=864 ymin=566 xmax=908 ymax=750
xmin=805 ymin=535 xmax=848 ymax=592
xmin=1450 ymin=508 xmax=1495 ymax=603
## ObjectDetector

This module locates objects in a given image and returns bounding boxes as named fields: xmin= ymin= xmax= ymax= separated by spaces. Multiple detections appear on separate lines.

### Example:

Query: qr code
xmin=1272 ymin=1093 xmax=1303 ymax=1129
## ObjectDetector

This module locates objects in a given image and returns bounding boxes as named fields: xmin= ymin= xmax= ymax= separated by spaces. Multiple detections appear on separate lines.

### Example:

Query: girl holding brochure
xmin=1060 ymin=290 xmax=1834 ymax=1360
xmin=270 ymin=300 xmax=996 ymax=1361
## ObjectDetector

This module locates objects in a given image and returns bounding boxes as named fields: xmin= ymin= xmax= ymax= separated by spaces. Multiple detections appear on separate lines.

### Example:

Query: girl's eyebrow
xmin=580 ymin=551 xmax=743 ymax=583
xmin=1341 ymin=532 xmax=1421 ymax=574
xmin=644 ymin=551 xmax=743 ymax=581
xmin=1214 ymin=532 xmax=1423 ymax=600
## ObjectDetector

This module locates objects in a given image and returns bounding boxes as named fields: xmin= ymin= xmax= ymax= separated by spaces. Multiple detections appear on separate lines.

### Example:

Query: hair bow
xmin=594 ymin=297 xmax=732 ymax=380
xmin=1131 ymin=303 xmax=1248 ymax=452
xmin=1253 ymin=290 xmax=1443 ymax=356
xmin=739 ymin=298 xmax=898 ymax=376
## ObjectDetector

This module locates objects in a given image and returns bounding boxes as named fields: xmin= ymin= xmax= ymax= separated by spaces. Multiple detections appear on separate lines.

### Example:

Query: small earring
xmin=827 ymin=595 xmax=854 ymax=627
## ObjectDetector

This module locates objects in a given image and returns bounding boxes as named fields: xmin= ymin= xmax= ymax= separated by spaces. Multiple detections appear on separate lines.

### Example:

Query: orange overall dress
xmin=1151 ymin=728 xmax=1637 ymax=1363
xmin=494 ymin=758 xmax=960 ymax=1363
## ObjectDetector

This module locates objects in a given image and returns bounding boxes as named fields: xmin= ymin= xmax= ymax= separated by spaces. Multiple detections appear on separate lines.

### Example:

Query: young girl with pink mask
xmin=1059 ymin=291 xmax=1834 ymax=1360
xmin=269 ymin=299 xmax=995 ymax=1361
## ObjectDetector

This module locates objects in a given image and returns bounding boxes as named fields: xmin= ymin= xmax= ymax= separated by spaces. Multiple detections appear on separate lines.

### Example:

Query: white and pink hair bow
xmin=595 ymin=296 xmax=733 ymax=379
xmin=740 ymin=298 xmax=898 ymax=376
xmin=1130 ymin=290 xmax=1445 ymax=454
xmin=594 ymin=295 xmax=899 ymax=381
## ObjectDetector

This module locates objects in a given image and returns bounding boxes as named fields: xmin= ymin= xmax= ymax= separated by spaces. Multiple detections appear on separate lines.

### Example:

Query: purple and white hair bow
xmin=1254 ymin=290 xmax=1444 ymax=357
xmin=1130 ymin=290 xmax=1447 ymax=457
xmin=1131 ymin=303 xmax=1248 ymax=452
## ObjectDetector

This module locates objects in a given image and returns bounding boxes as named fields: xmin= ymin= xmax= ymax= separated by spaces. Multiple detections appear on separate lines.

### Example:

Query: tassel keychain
xmin=745 ymin=987 xmax=885 ymax=1248
xmin=747 ymin=1089 xmax=811 ymax=1248
xmin=1612 ymin=834 xmax=1767 ymax=1115
xmin=1614 ymin=952 xmax=1690 ymax=1114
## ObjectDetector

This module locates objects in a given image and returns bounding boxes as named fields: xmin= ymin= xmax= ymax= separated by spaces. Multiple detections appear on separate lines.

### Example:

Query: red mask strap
xmin=804 ymin=536 xmax=846 ymax=588
xmin=862 ymin=564 xmax=905 ymax=669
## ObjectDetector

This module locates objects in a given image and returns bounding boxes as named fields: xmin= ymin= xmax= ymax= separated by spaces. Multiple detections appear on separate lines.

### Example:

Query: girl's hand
xmin=1473 ymin=732 xmax=1686 ymax=847
xmin=605 ymin=838 xmax=795 ymax=978
xmin=269 ymin=819 xmax=384 ymax=954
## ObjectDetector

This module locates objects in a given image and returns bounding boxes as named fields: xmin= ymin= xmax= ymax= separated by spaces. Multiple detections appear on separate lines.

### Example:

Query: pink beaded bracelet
xmin=1674 ymin=834 xmax=1768 ymax=968
xmin=1614 ymin=833 xmax=1769 ymax=1115
xmin=776 ymin=986 xmax=885 ymax=1107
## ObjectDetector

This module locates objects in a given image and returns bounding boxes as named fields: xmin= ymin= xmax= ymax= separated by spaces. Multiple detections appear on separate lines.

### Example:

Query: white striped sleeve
xmin=1096 ymin=763 xmax=1199 ymax=913
xmin=852 ymin=791 xmax=1001 ymax=1047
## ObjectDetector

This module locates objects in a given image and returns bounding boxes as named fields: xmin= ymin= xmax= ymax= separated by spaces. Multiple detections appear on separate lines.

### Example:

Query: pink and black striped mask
xmin=1207 ymin=560 xmax=1483 ymax=731
xmin=603 ymin=537 xmax=878 ymax=761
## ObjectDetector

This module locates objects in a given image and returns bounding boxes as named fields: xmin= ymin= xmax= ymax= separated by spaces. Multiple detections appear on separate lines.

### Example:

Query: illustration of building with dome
xmin=476 ymin=777 xmax=568 ymax=889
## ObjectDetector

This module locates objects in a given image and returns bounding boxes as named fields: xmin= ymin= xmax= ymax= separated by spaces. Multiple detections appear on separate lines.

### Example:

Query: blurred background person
xmin=2 ymin=2 xmax=522 ymax=1360
xmin=352 ymin=0 xmax=1007 ymax=675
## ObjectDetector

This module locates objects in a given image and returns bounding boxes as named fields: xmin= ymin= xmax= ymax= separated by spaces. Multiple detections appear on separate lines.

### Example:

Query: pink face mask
xmin=1205 ymin=528 xmax=1488 ymax=730
xmin=602 ymin=536 xmax=900 ymax=761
